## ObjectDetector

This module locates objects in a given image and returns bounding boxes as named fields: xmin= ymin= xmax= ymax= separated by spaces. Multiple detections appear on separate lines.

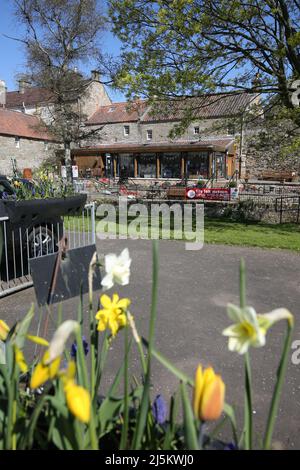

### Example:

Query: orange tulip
xmin=193 ymin=364 xmax=225 ymax=421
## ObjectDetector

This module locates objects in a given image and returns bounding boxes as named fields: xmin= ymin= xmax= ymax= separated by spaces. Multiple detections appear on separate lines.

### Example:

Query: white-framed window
xmin=15 ymin=136 xmax=20 ymax=148
xmin=124 ymin=125 xmax=130 ymax=136
xmin=44 ymin=141 xmax=49 ymax=151
xmin=194 ymin=126 xmax=200 ymax=135
xmin=146 ymin=129 xmax=153 ymax=141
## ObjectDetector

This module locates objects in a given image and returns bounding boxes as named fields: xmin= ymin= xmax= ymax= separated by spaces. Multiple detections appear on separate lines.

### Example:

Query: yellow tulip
xmin=0 ymin=320 xmax=10 ymax=341
xmin=193 ymin=364 xmax=225 ymax=422
xmin=30 ymin=350 xmax=61 ymax=389
xmin=64 ymin=381 xmax=91 ymax=423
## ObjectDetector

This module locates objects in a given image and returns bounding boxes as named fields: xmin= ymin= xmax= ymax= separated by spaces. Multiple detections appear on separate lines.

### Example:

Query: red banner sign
xmin=186 ymin=187 xmax=231 ymax=201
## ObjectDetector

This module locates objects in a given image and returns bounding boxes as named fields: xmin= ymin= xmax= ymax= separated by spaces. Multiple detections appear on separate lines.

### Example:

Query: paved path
xmin=1 ymin=240 xmax=300 ymax=449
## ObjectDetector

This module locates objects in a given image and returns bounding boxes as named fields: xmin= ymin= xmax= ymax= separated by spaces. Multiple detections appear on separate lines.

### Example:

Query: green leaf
xmin=180 ymin=382 xmax=199 ymax=450
xmin=142 ymin=338 xmax=194 ymax=386
xmin=13 ymin=304 xmax=35 ymax=349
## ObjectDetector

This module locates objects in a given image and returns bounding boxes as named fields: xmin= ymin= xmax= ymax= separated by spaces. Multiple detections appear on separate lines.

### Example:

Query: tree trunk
xmin=64 ymin=142 xmax=73 ymax=183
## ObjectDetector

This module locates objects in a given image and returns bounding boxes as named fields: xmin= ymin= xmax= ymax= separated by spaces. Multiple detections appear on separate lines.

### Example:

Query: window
xmin=194 ymin=126 xmax=200 ymax=135
xmin=124 ymin=125 xmax=130 ymax=136
xmin=138 ymin=154 xmax=156 ymax=178
xmin=186 ymin=152 xmax=209 ymax=178
xmin=161 ymin=153 xmax=181 ymax=178
xmin=15 ymin=136 xmax=20 ymax=148
xmin=146 ymin=129 xmax=153 ymax=141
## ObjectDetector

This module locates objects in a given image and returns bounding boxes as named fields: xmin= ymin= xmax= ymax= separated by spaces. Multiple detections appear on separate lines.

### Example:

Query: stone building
xmin=0 ymin=107 xmax=58 ymax=176
xmin=6 ymin=71 xmax=111 ymax=124
xmin=73 ymin=93 xmax=259 ymax=181
xmin=0 ymin=71 xmax=111 ymax=175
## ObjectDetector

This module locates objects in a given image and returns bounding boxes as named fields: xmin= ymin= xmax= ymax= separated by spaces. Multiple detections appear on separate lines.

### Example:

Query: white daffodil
xmin=47 ymin=320 xmax=79 ymax=363
xmin=222 ymin=304 xmax=293 ymax=355
xmin=101 ymin=248 xmax=131 ymax=291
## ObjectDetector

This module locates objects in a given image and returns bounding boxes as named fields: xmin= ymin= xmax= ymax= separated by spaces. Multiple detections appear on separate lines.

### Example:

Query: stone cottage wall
xmin=0 ymin=135 xmax=57 ymax=176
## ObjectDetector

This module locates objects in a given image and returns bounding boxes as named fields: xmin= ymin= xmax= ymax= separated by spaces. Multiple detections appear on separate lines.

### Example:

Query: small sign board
xmin=30 ymin=245 xmax=101 ymax=306
xmin=186 ymin=187 xmax=231 ymax=201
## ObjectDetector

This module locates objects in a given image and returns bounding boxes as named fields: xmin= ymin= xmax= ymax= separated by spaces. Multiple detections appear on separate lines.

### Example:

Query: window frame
xmin=123 ymin=125 xmax=130 ymax=137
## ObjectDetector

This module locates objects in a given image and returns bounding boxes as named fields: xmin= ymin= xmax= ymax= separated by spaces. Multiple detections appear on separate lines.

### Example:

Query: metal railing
xmin=0 ymin=203 xmax=95 ymax=298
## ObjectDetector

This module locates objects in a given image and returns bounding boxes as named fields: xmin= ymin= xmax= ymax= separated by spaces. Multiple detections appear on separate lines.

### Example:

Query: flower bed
xmin=0 ymin=245 xmax=295 ymax=450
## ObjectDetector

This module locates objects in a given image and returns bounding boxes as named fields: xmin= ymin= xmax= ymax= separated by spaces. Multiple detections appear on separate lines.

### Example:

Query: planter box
xmin=0 ymin=194 xmax=87 ymax=228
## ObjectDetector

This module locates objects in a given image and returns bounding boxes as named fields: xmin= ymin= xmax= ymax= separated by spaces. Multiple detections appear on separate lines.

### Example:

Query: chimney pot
xmin=18 ymin=77 xmax=31 ymax=94
xmin=91 ymin=70 xmax=100 ymax=81
xmin=0 ymin=80 xmax=6 ymax=107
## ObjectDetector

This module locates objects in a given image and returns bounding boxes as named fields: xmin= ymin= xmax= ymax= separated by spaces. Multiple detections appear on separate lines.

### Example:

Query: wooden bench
xmin=258 ymin=171 xmax=297 ymax=182
xmin=166 ymin=187 xmax=186 ymax=199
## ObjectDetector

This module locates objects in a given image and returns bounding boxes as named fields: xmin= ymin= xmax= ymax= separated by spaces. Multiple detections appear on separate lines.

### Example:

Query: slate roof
xmin=73 ymin=137 xmax=235 ymax=154
xmin=87 ymin=93 xmax=257 ymax=125
xmin=6 ymin=88 xmax=56 ymax=108
xmin=87 ymin=101 xmax=148 ymax=125
xmin=0 ymin=108 xmax=55 ymax=141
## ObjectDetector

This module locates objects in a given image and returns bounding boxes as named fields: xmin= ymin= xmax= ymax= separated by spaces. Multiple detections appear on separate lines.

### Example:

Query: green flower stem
xmin=240 ymin=258 xmax=246 ymax=309
xmin=132 ymin=240 xmax=159 ymax=450
xmin=89 ymin=309 xmax=96 ymax=398
xmin=75 ymin=328 xmax=98 ymax=450
xmin=244 ymin=352 xmax=253 ymax=450
xmin=120 ymin=324 xmax=129 ymax=450
xmin=263 ymin=321 xmax=294 ymax=450
xmin=240 ymin=258 xmax=253 ymax=450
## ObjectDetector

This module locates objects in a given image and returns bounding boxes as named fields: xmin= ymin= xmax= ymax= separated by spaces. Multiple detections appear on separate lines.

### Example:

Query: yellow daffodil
xmin=193 ymin=364 xmax=225 ymax=422
xmin=0 ymin=320 xmax=10 ymax=341
xmin=26 ymin=335 xmax=49 ymax=347
xmin=64 ymin=381 xmax=91 ymax=423
xmin=95 ymin=293 xmax=130 ymax=337
xmin=59 ymin=360 xmax=91 ymax=423
xmin=14 ymin=346 xmax=28 ymax=373
xmin=223 ymin=304 xmax=294 ymax=355
xmin=30 ymin=350 xmax=61 ymax=389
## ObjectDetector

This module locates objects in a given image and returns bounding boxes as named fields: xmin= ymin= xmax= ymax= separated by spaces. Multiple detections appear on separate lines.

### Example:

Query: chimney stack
xmin=18 ymin=77 xmax=31 ymax=94
xmin=91 ymin=70 xmax=100 ymax=81
xmin=0 ymin=80 xmax=6 ymax=107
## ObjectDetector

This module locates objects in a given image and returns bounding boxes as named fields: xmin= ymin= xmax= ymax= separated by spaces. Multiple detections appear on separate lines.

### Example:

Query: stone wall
xmin=243 ymin=131 xmax=300 ymax=179
xmin=0 ymin=134 xmax=58 ymax=176
xmin=87 ymin=117 xmax=232 ymax=146
xmin=79 ymin=81 xmax=112 ymax=120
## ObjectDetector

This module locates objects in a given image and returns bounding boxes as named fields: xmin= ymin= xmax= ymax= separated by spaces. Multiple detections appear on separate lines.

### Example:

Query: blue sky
xmin=0 ymin=0 xmax=125 ymax=101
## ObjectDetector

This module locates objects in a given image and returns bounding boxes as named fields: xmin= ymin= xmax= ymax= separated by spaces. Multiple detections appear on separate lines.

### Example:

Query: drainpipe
xmin=238 ymin=112 xmax=245 ymax=179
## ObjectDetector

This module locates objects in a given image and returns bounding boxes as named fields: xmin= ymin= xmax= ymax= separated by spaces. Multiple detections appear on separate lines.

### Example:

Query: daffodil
xmin=193 ymin=364 xmax=225 ymax=421
xmin=64 ymin=381 xmax=91 ymax=423
xmin=0 ymin=320 xmax=10 ymax=341
xmin=60 ymin=361 xmax=91 ymax=423
xmin=14 ymin=346 xmax=28 ymax=373
xmin=95 ymin=293 xmax=130 ymax=337
xmin=223 ymin=303 xmax=294 ymax=355
xmin=101 ymin=248 xmax=131 ymax=290
xmin=30 ymin=350 xmax=61 ymax=389
xmin=47 ymin=320 xmax=79 ymax=363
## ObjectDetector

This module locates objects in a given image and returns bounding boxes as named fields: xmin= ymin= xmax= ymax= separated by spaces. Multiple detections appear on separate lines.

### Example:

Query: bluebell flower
xmin=70 ymin=336 xmax=89 ymax=359
xmin=152 ymin=394 xmax=167 ymax=425
xmin=224 ymin=442 xmax=238 ymax=450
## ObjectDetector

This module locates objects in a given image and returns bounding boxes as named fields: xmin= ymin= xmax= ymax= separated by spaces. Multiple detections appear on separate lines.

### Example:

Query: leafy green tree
xmin=108 ymin=0 xmax=300 ymax=133
xmin=11 ymin=0 xmax=106 ymax=181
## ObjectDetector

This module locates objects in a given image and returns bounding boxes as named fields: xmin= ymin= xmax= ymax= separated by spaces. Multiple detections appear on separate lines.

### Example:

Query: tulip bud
xmin=193 ymin=364 xmax=225 ymax=421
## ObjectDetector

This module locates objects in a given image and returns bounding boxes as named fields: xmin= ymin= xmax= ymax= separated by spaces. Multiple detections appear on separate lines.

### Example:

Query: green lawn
xmin=64 ymin=216 xmax=300 ymax=252
xmin=204 ymin=219 xmax=300 ymax=251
